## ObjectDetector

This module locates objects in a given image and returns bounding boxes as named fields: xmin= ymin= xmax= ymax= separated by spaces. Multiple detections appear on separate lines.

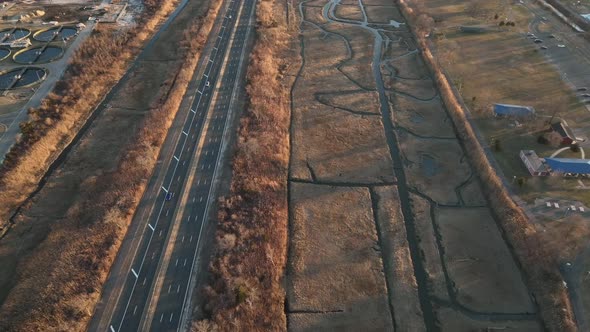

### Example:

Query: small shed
xmin=550 ymin=121 xmax=575 ymax=145
xmin=545 ymin=158 xmax=590 ymax=176
xmin=520 ymin=150 xmax=549 ymax=176
xmin=493 ymin=103 xmax=536 ymax=118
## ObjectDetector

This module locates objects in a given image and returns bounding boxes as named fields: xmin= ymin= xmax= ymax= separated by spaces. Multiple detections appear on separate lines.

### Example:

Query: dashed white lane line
xmin=133 ymin=305 xmax=137 ymax=315
xmin=177 ymin=284 xmax=181 ymax=293
xmin=110 ymin=325 xmax=116 ymax=332
xmin=169 ymin=313 xmax=174 ymax=322
xmin=160 ymin=313 xmax=164 ymax=323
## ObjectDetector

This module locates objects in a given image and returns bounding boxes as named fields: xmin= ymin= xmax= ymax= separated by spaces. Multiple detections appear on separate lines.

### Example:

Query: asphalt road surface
xmin=88 ymin=0 xmax=255 ymax=330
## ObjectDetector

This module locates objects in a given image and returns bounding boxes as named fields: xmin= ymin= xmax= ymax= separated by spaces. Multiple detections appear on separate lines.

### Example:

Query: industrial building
xmin=493 ymin=103 xmax=536 ymax=118
xmin=544 ymin=157 xmax=590 ymax=176
xmin=520 ymin=150 xmax=550 ymax=176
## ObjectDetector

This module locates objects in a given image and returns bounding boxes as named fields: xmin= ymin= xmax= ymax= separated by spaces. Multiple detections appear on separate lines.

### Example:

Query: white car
xmin=557 ymin=44 xmax=566 ymax=48
xmin=205 ymin=81 xmax=210 ymax=87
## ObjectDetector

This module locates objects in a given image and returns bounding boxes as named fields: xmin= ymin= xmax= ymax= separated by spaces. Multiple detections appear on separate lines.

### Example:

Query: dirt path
xmin=287 ymin=0 xmax=544 ymax=330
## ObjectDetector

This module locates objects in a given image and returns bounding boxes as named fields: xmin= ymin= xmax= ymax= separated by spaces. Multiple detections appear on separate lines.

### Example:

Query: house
xmin=493 ymin=103 xmax=536 ymax=118
xmin=520 ymin=150 xmax=550 ymax=176
xmin=550 ymin=121 xmax=575 ymax=145
xmin=544 ymin=158 xmax=590 ymax=176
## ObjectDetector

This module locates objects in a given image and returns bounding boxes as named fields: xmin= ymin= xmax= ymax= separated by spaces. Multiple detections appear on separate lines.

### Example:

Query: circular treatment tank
xmin=0 ymin=28 xmax=31 ymax=42
xmin=33 ymin=26 xmax=78 ymax=42
xmin=13 ymin=46 xmax=64 ymax=64
xmin=0 ymin=67 xmax=46 ymax=90
xmin=0 ymin=47 xmax=10 ymax=62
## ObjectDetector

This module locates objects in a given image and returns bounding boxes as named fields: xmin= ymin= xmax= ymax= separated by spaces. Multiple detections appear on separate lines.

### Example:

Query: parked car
xmin=540 ymin=46 xmax=548 ymax=50
xmin=577 ymin=87 xmax=587 ymax=91
xmin=557 ymin=44 xmax=566 ymax=48
xmin=534 ymin=38 xmax=543 ymax=43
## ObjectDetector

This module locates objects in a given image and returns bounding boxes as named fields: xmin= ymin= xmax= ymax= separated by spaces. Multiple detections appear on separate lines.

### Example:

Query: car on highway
xmin=540 ymin=46 xmax=548 ymax=50
xmin=577 ymin=87 xmax=588 ymax=91
xmin=549 ymin=34 xmax=556 ymax=38
xmin=165 ymin=192 xmax=174 ymax=201
xmin=534 ymin=38 xmax=543 ymax=43
xmin=205 ymin=81 xmax=210 ymax=87
xmin=581 ymin=93 xmax=590 ymax=98
xmin=557 ymin=44 xmax=566 ymax=48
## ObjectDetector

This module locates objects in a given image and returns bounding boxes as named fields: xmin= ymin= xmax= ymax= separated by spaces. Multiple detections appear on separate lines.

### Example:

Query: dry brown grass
xmin=0 ymin=0 xmax=179 ymax=236
xmin=398 ymin=0 xmax=576 ymax=330
xmin=198 ymin=0 xmax=297 ymax=330
xmin=0 ymin=1 xmax=222 ymax=330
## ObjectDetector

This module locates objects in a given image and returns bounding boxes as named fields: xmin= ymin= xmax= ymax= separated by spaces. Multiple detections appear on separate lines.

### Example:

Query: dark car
xmin=534 ymin=38 xmax=543 ymax=43
xmin=165 ymin=192 xmax=174 ymax=201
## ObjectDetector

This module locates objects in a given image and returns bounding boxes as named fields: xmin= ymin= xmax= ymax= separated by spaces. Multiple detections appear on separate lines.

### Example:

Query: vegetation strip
xmin=196 ymin=0 xmax=297 ymax=330
xmin=0 ymin=0 xmax=223 ymax=330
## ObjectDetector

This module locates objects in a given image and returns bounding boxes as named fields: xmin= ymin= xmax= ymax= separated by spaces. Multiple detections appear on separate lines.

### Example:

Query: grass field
xmin=425 ymin=0 xmax=590 ymax=208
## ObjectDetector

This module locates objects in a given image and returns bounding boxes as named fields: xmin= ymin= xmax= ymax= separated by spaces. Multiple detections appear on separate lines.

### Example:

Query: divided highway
xmin=88 ymin=0 xmax=256 ymax=330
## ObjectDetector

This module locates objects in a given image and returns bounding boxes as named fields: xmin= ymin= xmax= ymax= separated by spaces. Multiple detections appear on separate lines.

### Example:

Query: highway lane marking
xmin=175 ymin=258 xmax=179 ymax=267
xmin=184 ymin=258 xmax=187 ymax=267
xmin=133 ymin=305 xmax=137 ymax=315
xmin=170 ymin=313 xmax=174 ymax=322
xmin=166 ymin=209 xmax=170 ymax=216
xmin=199 ymin=196 xmax=204 ymax=202
xmin=131 ymin=268 xmax=138 ymax=279
xmin=189 ymin=235 xmax=193 ymax=242
xmin=111 ymin=2 xmax=235 ymax=329
xmin=177 ymin=284 xmax=181 ymax=293
xmin=160 ymin=313 xmax=164 ymax=323
xmin=168 ymin=284 xmax=172 ymax=293
xmin=159 ymin=230 xmax=163 ymax=237
xmin=143 ymin=277 xmax=147 ymax=286
xmin=177 ymin=1 xmax=257 ymax=327
xmin=148 ymin=223 xmax=155 ymax=231
xmin=182 ymin=130 xmax=188 ymax=136
xmin=182 ymin=236 xmax=185 ymax=243
xmin=110 ymin=325 xmax=115 ymax=332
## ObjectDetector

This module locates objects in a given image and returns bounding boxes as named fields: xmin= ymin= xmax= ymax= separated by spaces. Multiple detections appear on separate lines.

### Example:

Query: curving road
xmin=88 ymin=0 xmax=256 ymax=330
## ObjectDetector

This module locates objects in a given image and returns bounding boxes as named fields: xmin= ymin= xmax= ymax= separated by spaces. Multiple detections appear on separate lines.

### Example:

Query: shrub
xmin=538 ymin=135 xmax=549 ymax=144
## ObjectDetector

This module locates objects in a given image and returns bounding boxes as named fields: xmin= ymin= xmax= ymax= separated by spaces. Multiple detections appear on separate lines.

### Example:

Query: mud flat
xmin=287 ymin=183 xmax=393 ymax=330
xmin=289 ymin=0 xmax=541 ymax=330
xmin=389 ymin=93 xmax=455 ymax=138
xmin=397 ymin=132 xmax=470 ymax=205
xmin=373 ymin=186 xmax=425 ymax=331
xmin=437 ymin=207 xmax=534 ymax=313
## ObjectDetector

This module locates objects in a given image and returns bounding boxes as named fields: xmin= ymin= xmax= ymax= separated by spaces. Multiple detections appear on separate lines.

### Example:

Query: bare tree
xmin=416 ymin=14 xmax=434 ymax=35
